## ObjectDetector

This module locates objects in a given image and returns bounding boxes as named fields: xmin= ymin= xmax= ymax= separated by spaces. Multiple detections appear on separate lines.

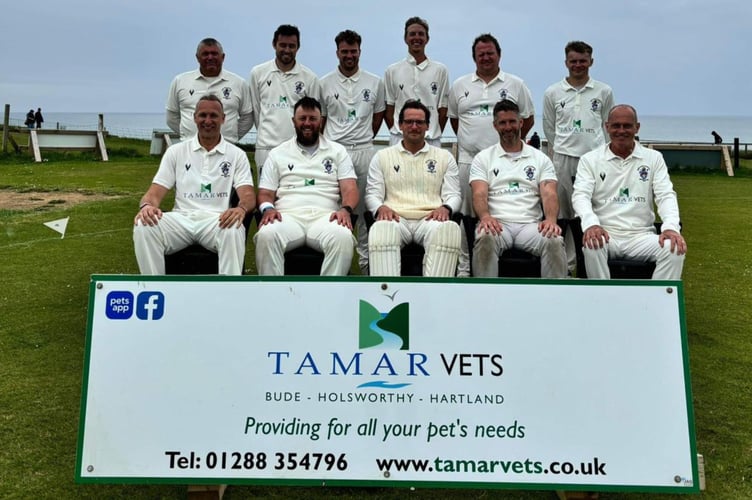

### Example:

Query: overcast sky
xmin=2 ymin=0 xmax=749 ymax=116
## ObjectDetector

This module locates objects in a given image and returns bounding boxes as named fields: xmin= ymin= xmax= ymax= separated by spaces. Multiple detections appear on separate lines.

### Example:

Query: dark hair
xmin=472 ymin=33 xmax=501 ymax=60
xmin=196 ymin=38 xmax=223 ymax=55
xmin=398 ymin=100 xmax=431 ymax=125
xmin=273 ymin=24 xmax=300 ymax=46
xmin=335 ymin=29 xmax=361 ymax=47
xmin=403 ymin=16 xmax=429 ymax=37
xmin=294 ymin=96 xmax=321 ymax=113
xmin=493 ymin=99 xmax=519 ymax=116
xmin=196 ymin=94 xmax=224 ymax=111
xmin=565 ymin=40 xmax=593 ymax=56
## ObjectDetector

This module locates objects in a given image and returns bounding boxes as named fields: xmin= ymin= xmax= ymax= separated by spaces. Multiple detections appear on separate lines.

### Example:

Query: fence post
xmin=98 ymin=114 xmax=104 ymax=132
xmin=734 ymin=137 xmax=740 ymax=171
xmin=2 ymin=104 xmax=9 ymax=153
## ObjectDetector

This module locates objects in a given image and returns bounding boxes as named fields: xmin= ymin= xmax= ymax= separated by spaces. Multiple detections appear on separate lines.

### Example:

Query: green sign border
xmin=76 ymin=275 xmax=697 ymax=494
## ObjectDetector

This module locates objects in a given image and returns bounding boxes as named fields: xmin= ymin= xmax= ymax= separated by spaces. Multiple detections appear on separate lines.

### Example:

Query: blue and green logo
xmin=359 ymin=299 xmax=409 ymax=350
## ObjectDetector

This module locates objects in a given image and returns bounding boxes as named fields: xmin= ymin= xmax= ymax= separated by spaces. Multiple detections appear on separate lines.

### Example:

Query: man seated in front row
xmin=572 ymin=104 xmax=686 ymax=279
xmin=133 ymin=95 xmax=255 ymax=275
xmin=365 ymin=100 xmax=461 ymax=277
xmin=254 ymin=97 xmax=358 ymax=276
xmin=470 ymin=99 xmax=567 ymax=278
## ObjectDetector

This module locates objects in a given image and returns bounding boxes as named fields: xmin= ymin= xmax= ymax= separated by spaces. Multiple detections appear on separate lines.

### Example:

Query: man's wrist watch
xmin=341 ymin=205 xmax=353 ymax=214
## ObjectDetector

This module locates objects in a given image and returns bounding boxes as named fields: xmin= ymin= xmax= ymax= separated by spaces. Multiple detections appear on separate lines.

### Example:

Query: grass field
xmin=1 ymin=137 xmax=751 ymax=499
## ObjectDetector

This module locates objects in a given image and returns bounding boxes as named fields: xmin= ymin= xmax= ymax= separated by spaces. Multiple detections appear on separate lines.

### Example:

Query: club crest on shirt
xmin=559 ymin=101 xmax=565 ymax=109
xmin=426 ymin=159 xmax=437 ymax=174
xmin=185 ymin=163 xmax=191 ymax=171
xmin=333 ymin=92 xmax=340 ymax=100
xmin=322 ymin=158 xmax=334 ymax=174
xmin=524 ymin=166 xmax=536 ymax=180
xmin=590 ymin=98 xmax=602 ymax=112
xmin=393 ymin=164 xmax=400 ymax=173
xmin=599 ymin=172 xmax=606 ymax=181
xmin=222 ymin=87 xmax=232 ymax=99
xmin=430 ymin=82 xmax=438 ymax=95
xmin=499 ymin=89 xmax=508 ymax=100
xmin=294 ymin=81 xmax=305 ymax=95
xmin=219 ymin=161 xmax=231 ymax=178
xmin=362 ymin=89 xmax=372 ymax=102
xmin=493 ymin=168 xmax=499 ymax=177
xmin=189 ymin=89 xmax=195 ymax=96
xmin=266 ymin=80 xmax=272 ymax=86
xmin=398 ymin=84 xmax=404 ymax=91
xmin=638 ymin=165 xmax=650 ymax=181
xmin=288 ymin=164 xmax=294 ymax=171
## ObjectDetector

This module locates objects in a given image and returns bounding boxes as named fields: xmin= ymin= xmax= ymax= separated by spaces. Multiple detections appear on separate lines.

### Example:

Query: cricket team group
xmin=133 ymin=17 xmax=686 ymax=280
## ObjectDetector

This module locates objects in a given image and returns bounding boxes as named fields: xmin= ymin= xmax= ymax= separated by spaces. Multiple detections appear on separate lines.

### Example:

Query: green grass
xmin=1 ymin=143 xmax=751 ymax=499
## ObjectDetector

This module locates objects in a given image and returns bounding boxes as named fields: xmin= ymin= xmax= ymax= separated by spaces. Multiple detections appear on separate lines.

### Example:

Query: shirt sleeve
xmin=441 ymin=153 xmax=461 ymax=213
xmin=572 ymin=153 xmax=600 ymax=230
xmin=365 ymin=152 xmax=386 ymax=213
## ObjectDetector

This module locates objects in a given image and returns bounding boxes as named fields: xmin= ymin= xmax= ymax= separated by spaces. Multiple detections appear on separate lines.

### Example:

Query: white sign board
xmin=77 ymin=276 xmax=698 ymax=494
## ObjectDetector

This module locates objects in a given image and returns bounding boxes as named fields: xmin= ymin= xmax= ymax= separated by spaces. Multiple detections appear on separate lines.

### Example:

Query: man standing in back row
xmin=384 ymin=16 xmax=449 ymax=147
xmin=249 ymin=24 xmax=321 ymax=173
xmin=543 ymin=40 xmax=614 ymax=274
xmin=320 ymin=29 xmax=386 ymax=275
xmin=448 ymin=32 xmax=536 ymax=276
xmin=166 ymin=38 xmax=253 ymax=144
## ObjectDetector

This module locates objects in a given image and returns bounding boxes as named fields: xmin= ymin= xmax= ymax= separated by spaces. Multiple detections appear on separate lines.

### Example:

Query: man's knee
xmin=369 ymin=221 xmax=401 ymax=249
xmin=427 ymin=222 xmax=460 ymax=250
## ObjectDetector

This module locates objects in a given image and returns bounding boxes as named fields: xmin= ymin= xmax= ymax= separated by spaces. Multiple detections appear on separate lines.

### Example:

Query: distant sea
xmin=9 ymin=112 xmax=752 ymax=145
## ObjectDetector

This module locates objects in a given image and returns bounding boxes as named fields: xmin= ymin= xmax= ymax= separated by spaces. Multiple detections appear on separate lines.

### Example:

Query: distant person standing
xmin=320 ymin=29 xmax=385 ymax=275
xmin=25 ymin=109 xmax=35 ymax=129
xmin=528 ymin=131 xmax=541 ymax=149
xmin=249 ymin=24 xmax=321 ymax=173
xmin=543 ymin=40 xmax=614 ymax=275
xmin=166 ymin=38 xmax=252 ymax=144
xmin=711 ymin=130 xmax=723 ymax=144
xmin=383 ymin=16 xmax=449 ymax=147
xmin=34 ymin=108 xmax=44 ymax=129
xmin=448 ymin=32 xmax=535 ymax=276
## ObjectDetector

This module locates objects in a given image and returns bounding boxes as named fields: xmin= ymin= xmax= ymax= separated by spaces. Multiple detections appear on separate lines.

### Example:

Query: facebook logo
xmin=136 ymin=292 xmax=165 ymax=320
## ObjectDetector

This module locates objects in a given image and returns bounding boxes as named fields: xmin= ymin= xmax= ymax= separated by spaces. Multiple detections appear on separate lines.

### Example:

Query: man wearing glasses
xmin=365 ymin=101 xmax=461 ymax=276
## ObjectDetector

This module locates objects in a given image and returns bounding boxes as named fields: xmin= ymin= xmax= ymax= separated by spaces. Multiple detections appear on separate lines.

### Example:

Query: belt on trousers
xmin=343 ymin=142 xmax=373 ymax=151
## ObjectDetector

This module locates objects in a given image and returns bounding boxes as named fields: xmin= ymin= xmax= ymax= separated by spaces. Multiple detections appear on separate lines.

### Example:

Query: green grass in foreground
xmin=1 ymin=144 xmax=751 ymax=499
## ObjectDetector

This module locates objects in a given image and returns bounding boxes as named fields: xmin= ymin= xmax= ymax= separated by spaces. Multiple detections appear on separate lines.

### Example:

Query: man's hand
xmin=659 ymin=229 xmax=687 ymax=255
xmin=134 ymin=205 xmax=163 ymax=226
xmin=538 ymin=218 xmax=562 ymax=238
xmin=219 ymin=206 xmax=247 ymax=229
xmin=330 ymin=208 xmax=353 ymax=229
xmin=375 ymin=205 xmax=399 ymax=222
xmin=259 ymin=208 xmax=282 ymax=227
xmin=477 ymin=214 xmax=502 ymax=235
xmin=426 ymin=205 xmax=451 ymax=222
xmin=583 ymin=225 xmax=610 ymax=249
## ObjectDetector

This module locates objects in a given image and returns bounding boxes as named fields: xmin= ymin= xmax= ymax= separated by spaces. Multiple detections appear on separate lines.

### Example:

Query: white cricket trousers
xmin=133 ymin=211 xmax=246 ymax=275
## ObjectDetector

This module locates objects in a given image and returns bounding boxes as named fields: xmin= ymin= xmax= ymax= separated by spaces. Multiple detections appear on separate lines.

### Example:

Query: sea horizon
xmin=9 ymin=111 xmax=752 ymax=145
